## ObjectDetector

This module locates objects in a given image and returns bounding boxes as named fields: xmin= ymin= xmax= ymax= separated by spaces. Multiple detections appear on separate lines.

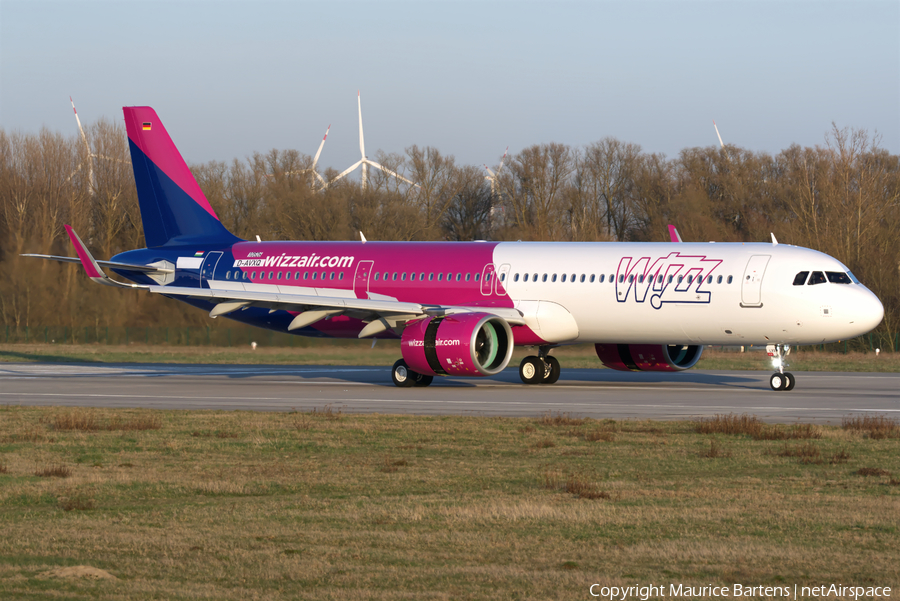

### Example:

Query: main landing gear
xmin=767 ymin=344 xmax=795 ymax=391
xmin=391 ymin=359 xmax=433 ymax=388
xmin=519 ymin=346 xmax=560 ymax=385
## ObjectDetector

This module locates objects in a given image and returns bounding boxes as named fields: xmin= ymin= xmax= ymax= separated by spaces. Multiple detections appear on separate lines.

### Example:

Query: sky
xmin=1 ymin=0 xmax=898 ymax=175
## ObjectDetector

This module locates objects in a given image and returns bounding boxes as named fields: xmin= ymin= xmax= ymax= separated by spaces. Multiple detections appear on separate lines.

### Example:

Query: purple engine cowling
xmin=595 ymin=343 xmax=704 ymax=372
xmin=402 ymin=313 xmax=514 ymax=377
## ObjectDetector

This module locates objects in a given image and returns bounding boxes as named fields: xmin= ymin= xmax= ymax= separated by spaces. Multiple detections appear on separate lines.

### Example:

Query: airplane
xmin=24 ymin=106 xmax=885 ymax=392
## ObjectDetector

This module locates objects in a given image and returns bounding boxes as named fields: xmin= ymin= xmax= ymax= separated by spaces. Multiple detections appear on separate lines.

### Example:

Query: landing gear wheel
xmin=542 ymin=356 xmax=561 ymax=384
xmin=783 ymin=372 xmax=795 ymax=391
xmin=392 ymin=359 xmax=416 ymax=388
xmin=770 ymin=373 xmax=785 ymax=391
xmin=413 ymin=373 xmax=434 ymax=387
xmin=519 ymin=356 xmax=544 ymax=385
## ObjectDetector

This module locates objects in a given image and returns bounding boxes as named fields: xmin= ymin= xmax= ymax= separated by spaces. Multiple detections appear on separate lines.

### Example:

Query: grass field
xmin=1 ymin=342 xmax=898 ymax=372
xmin=0 ymin=407 xmax=898 ymax=599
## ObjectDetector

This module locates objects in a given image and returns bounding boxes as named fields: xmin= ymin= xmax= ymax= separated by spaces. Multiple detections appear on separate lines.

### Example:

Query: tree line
xmin=1 ymin=119 xmax=898 ymax=348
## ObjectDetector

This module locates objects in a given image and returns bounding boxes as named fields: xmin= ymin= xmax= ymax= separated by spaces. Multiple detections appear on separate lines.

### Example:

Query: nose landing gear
xmin=767 ymin=344 xmax=795 ymax=391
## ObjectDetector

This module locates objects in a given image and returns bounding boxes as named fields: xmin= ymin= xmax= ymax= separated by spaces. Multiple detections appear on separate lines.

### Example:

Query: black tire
xmin=519 ymin=356 xmax=544 ymax=385
xmin=542 ymin=356 xmax=561 ymax=384
xmin=414 ymin=373 xmax=434 ymax=387
xmin=784 ymin=372 xmax=795 ymax=391
xmin=392 ymin=359 xmax=416 ymax=388
xmin=769 ymin=373 xmax=785 ymax=391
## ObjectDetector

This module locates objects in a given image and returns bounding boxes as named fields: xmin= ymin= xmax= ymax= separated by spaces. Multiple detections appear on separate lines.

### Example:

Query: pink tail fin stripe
xmin=64 ymin=224 xmax=104 ymax=279
xmin=123 ymin=107 xmax=220 ymax=221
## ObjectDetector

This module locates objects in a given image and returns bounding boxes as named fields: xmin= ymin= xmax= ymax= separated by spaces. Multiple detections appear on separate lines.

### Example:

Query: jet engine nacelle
xmin=595 ymin=343 xmax=703 ymax=372
xmin=402 ymin=313 xmax=514 ymax=377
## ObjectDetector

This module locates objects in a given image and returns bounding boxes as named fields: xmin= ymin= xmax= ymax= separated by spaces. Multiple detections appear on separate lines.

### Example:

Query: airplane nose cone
xmin=853 ymin=289 xmax=884 ymax=334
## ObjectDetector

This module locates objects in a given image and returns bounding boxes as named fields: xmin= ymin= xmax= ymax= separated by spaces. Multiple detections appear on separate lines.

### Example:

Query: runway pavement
xmin=1 ymin=362 xmax=898 ymax=423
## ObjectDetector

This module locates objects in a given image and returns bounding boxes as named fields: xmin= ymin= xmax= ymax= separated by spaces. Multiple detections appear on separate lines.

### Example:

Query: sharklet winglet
xmin=64 ymin=225 xmax=148 ymax=289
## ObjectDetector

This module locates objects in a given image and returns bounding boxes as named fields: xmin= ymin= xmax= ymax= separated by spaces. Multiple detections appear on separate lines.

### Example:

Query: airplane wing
xmin=149 ymin=285 xmax=525 ymax=337
xmin=21 ymin=254 xmax=174 ymax=274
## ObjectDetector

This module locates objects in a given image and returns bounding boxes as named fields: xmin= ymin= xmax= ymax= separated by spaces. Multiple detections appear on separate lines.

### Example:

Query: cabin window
xmin=374 ymin=273 xmax=380 ymax=281
xmin=808 ymin=271 xmax=827 ymax=285
xmin=618 ymin=274 xmax=624 ymax=283
xmin=268 ymin=271 xmax=273 ymax=279
xmin=522 ymin=274 xmax=528 ymax=282
xmin=727 ymin=276 xmax=733 ymax=284
xmin=438 ymin=273 xmax=443 ymax=281
xmin=392 ymin=273 xmax=398 ymax=281
xmin=687 ymin=275 xmax=693 ymax=284
xmin=465 ymin=273 xmax=471 ymax=282
xmin=552 ymin=274 xmax=558 ymax=282
xmin=277 ymin=272 xmax=282 ymax=280
xmin=542 ymin=274 xmax=548 ymax=282
xmin=286 ymin=272 xmax=292 ymax=280
xmin=580 ymin=274 xmax=586 ymax=283
xmin=409 ymin=273 xmax=415 ymax=281
xmin=609 ymin=274 xmax=614 ymax=282
xmin=420 ymin=272 xmax=425 ymax=281
xmin=499 ymin=273 xmax=505 ymax=282
xmin=707 ymin=275 xmax=712 ymax=284
xmin=792 ymin=271 xmax=809 ymax=286
xmin=456 ymin=273 xmax=461 ymax=281
xmin=514 ymin=273 xmax=520 ymax=282
xmin=598 ymin=274 xmax=604 ymax=283
xmin=628 ymin=275 xmax=634 ymax=283
xmin=570 ymin=274 xmax=576 ymax=282
xmin=303 ymin=272 xmax=309 ymax=280
xmin=657 ymin=275 xmax=663 ymax=283
xmin=321 ymin=271 xmax=326 ymax=279
xmin=312 ymin=272 xmax=317 ymax=280
xmin=678 ymin=275 xmax=684 ymax=284
xmin=339 ymin=272 xmax=344 ymax=280
xmin=429 ymin=273 xmax=434 ymax=281
xmin=401 ymin=273 xmax=406 ymax=281
xmin=475 ymin=273 xmax=481 ymax=282
xmin=638 ymin=275 xmax=644 ymax=284
xmin=717 ymin=275 xmax=723 ymax=284
xmin=251 ymin=271 xmax=257 ymax=279
xmin=486 ymin=273 xmax=492 ymax=282
xmin=225 ymin=271 xmax=231 ymax=280
xmin=330 ymin=272 xmax=335 ymax=280
xmin=827 ymin=272 xmax=852 ymax=284
xmin=447 ymin=272 xmax=452 ymax=281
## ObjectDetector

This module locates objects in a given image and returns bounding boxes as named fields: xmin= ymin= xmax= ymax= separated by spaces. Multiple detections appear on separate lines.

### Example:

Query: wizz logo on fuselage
xmin=616 ymin=252 xmax=723 ymax=309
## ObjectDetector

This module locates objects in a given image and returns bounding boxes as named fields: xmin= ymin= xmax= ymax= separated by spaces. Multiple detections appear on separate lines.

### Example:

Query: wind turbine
xmin=261 ymin=124 xmax=330 ymax=186
xmin=483 ymin=146 xmax=508 ymax=196
xmin=327 ymin=91 xmax=415 ymax=190
xmin=713 ymin=120 xmax=725 ymax=149
xmin=68 ymin=97 xmax=128 ymax=190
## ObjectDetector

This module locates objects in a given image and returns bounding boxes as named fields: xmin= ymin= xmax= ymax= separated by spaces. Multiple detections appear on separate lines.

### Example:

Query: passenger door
xmin=741 ymin=255 xmax=770 ymax=307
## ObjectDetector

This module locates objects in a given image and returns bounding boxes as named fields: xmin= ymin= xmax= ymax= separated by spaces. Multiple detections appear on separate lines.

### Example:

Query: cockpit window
xmin=826 ymin=272 xmax=852 ymax=284
xmin=792 ymin=271 xmax=809 ymax=286
xmin=808 ymin=271 xmax=827 ymax=285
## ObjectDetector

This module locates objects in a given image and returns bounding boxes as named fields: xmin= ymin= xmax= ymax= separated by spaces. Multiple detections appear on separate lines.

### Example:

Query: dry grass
xmin=0 ymin=407 xmax=898 ymax=600
xmin=856 ymin=467 xmax=891 ymax=477
xmin=43 ymin=409 xmax=161 ymax=432
xmin=34 ymin=465 xmax=71 ymax=478
xmin=0 ymin=463 xmax=8 ymax=474
xmin=842 ymin=415 xmax=900 ymax=439
xmin=57 ymin=492 xmax=95 ymax=512
xmin=537 ymin=411 xmax=586 ymax=427
xmin=696 ymin=414 xmax=821 ymax=441
xmin=700 ymin=438 xmax=731 ymax=458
